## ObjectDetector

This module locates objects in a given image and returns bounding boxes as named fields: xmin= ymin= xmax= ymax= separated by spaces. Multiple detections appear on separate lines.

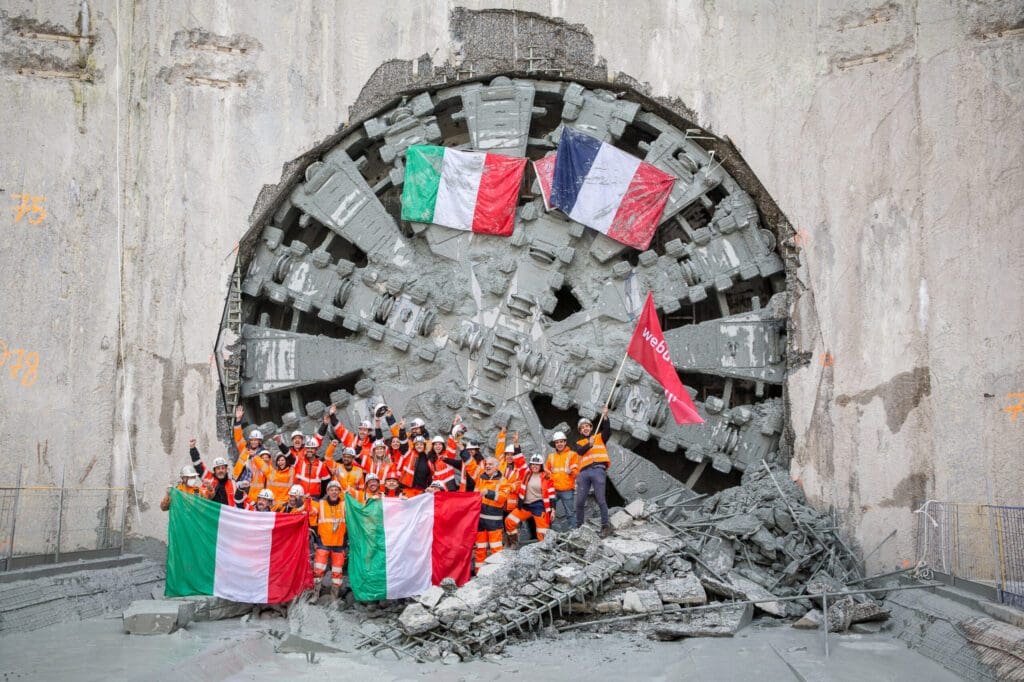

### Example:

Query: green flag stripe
xmin=344 ymin=493 xmax=388 ymax=601
xmin=164 ymin=488 xmax=219 ymax=597
xmin=400 ymin=145 xmax=445 ymax=223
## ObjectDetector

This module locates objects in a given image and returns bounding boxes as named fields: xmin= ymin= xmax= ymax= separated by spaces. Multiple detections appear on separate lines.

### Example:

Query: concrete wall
xmin=0 ymin=0 xmax=1021 ymax=569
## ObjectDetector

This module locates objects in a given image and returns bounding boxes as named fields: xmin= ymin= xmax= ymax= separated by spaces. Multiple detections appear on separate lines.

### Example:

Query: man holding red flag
xmin=626 ymin=292 xmax=704 ymax=426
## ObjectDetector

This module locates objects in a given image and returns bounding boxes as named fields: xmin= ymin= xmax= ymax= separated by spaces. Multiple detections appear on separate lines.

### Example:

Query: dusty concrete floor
xmin=0 ymin=614 xmax=961 ymax=681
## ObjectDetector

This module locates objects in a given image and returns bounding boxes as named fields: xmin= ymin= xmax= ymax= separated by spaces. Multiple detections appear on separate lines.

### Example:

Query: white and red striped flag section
xmin=346 ymin=492 xmax=480 ymax=601
xmin=164 ymin=488 xmax=312 ymax=604
xmin=400 ymin=145 xmax=527 ymax=236
xmin=627 ymin=292 xmax=704 ymax=425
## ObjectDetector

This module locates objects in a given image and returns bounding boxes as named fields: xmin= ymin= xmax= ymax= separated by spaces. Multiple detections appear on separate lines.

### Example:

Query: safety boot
xmin=599 ymin=525 xmax=612 ymax=538
xmin=330 ymin=585 xmax=340 ymax=601
xmin=310 ymin=582 xmax=322 ymax=603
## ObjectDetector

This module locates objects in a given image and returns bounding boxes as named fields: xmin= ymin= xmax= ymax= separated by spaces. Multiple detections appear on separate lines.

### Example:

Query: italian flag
xmin=400 ymin=145 xmax=526 ymax=236
xmin=164 ymin=488 xmax=312 ymax=604
xmin=346 ymin=492 xmax=480 ymax=601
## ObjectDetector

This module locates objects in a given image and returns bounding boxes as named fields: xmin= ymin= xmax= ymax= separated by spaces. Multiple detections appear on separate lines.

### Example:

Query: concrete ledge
xmin=123 ymin=599 xmax=194 ymax=635
xmin=0 ymin=554 xmax=144 ymax=584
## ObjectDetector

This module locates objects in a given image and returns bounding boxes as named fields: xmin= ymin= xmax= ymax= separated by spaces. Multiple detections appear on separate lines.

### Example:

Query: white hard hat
xmin=411 ymin=418 xmax=426 ymax=428
xmin=365 ymin=473 xmax=380 ymax=483
xmin=529 ymin=453 xmax=544 ymax=466
xmin=326 ymin=480 xmax=342 ymax=490
xmin=342 ymin=447 xmax=356 ymax=457
xmin=413 ymin=435 xmax=426 ymax=443
xmin=291 ymin=430 xmax=304 ymax=439
xmin=552 ymin=431 xmax=567 ymax=442
xmin=374 ymin=403 xmax=388 ymax=417
xmin=249 ymin=429 xmax=264 ymax=440
xmin=427 ymin=481 xmax=444 ymax=490
xmin=431 ymin=435 xmax=446 ymax=444
xmin=372 ymin=440 xmax=386 ymax=450
xmin=212 ymin=457 xmax=230 ymax=468
xmin=577 ymin=417 xmax=593 ymax=427
xmin=255 ymin=448 xmax=271 ymax=458
xmin=465 ymin=440 xmax=480 ymax=450
xmin=359 ymin=420 xmax=372 ymax=429
xmin=180 ymin=465 xmax=198 ymax=478
xmin=257 ymin=489 xmax=274 ymax=501
xmin=452 ymin=423 xmax=467 ymax=436
xmin=288 ymin=485 xmax=305 ymax=497
xmin=504 ymin=443 xmax=517 ymax=454
xmin=304 ymin=436 xmax=319 ymax=448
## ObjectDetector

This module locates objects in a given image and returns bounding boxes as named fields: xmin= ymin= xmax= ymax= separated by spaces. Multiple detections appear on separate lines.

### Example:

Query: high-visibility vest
xmin=400 ymin=452 xmax=454 ymax=489
xmin=473 ymin=471 xmax=508 ymax=523
xmin=501 ymin=461 xmax=526 ymax=510
xmin=295 ymin=456 xmax=330 ymax=498
xmin=233 ymin=447 xmax=268 ymax=502
xmin=577 ymin=433 xmax=610 ymax=470
xmin=333 ymin=464 xmax=365 ymax=493
xmin=261 ymin=465 xmax=295 ymax=503
xmin=311 ymin=498 xmax=346 ymax=546
xmin=546 ymin=449 xmax=579 ymax=491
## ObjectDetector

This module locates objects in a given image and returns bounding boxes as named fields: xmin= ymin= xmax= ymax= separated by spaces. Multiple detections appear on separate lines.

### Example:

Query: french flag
xmin=540 ymin=128 xmax=675 ymax=250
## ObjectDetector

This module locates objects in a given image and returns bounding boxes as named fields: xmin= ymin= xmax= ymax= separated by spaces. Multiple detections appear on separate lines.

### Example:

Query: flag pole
xmin=595 ymin=348 xmax=630 ymax=434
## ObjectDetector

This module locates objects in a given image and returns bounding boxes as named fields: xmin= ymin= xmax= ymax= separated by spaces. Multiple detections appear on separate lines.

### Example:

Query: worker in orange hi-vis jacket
xmin=273 ymin=485 xmax=310 ymax=514
xmin=293 ymin=435 xmax=331 ymax=500
xmin=309 ymin=480 xmax=347 ymax=602
xmin=461 ymin=454 xmax=510 ymax=571
xmin=327 ymin=404 xmax=377 ymax=461
xmin=253 ymin=451 xmax=296 ymax=505
xmin=497 ymin=430 xmax=526 ymax=513
xmin=382 ymin=467 xmax=407 ymax=499
xmin=160 ymin=465 xmax=203 ymax=511
xmin=546 ymin=431 xmax=579 ymax=532
xmin=330 ymin=446 xmax=365 ymax=494
xmin=361 ymin=474 xmax=383 ymax=501
xmin=505 ymin=454 xmax=556 ymax=547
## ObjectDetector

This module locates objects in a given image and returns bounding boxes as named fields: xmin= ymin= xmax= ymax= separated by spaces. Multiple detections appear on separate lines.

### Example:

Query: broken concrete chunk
xmin=827 ymin=596 xmax=855 ymax=632
xmin=454 ymin=581 xmax=495 ymax=611
xmin=655 ymin=574 xmax=707 ymax=605
xmin=435 ymin=596 xmax=470 ymax=625
xmin=553 ymin=564 xmax=584 ymax=585
xmin=601 ymin=536 xmax=659 ymax=574
xmin=399 ymin=603 xmax=440 ymax=635
xmin=849 ymin=601 xmax=890 ymax=624
xmin=123 ymin=600 xmax=193 ymax=635
xmin=622 ymin=589 xmax=663 ymax=614
xmin=699 ymin=536 xmax=735 ymax=575
xmin=623 ymin=499 xmax=645 ymax=518
xmin=610 ymin=510 xmax=634 ymax=530
xmin=792 ymin=608 xmax=824 ymax=630
xmin=727 ymin=573 xmax=786 ymax=617
xmin=416 ymin=585 xmax=445 ymax=609
xmin=648 ymin=604 xmax=753 ymax=640
xmin=714 ymin=514 xmax=762 ymax=537
xmin=178 ymin=595 xmax=252 ymax=622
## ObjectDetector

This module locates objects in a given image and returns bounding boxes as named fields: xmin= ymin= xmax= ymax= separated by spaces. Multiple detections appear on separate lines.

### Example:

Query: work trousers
xmin=476 ymin=517 xmax=504 ymax=567
xmin=575 ymin=465 xmax=609 ymax=528
xmin=506 ymin=501 xmax=550 ymax=541
xmin=313 ymin=545 xmax=346 ymax=587
xmin=552 ymin=490 xmax=576 ymax=532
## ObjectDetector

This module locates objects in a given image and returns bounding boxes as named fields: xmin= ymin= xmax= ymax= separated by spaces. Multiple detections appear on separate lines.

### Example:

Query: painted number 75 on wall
xmin=0 ymin=339 xmax=39 ymax=387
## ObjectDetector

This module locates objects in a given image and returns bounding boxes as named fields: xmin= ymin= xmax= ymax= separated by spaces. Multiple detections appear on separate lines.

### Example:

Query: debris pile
xmin=350 ymin=464 xmax=894 ymax=662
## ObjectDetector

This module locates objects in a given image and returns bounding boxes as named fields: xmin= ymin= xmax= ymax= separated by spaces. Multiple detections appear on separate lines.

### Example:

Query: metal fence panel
xmin=1 ymin=463 xmax=129 ymax=569
xmin=916 ymin=500 xmax=1024 ymax=609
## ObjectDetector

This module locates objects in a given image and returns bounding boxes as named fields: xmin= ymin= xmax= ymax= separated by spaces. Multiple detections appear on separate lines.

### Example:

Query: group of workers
xmin=164 ymin=404 xmax=612 ymax=601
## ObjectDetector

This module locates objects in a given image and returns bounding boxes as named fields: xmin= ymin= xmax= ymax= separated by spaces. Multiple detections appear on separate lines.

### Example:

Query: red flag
xmin=626 ymin=292 xmax=704 ymax=425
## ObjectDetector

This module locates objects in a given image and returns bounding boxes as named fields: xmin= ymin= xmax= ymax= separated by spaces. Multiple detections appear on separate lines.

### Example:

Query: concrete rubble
xmin=339 ymin=464 xmax=890 ymax=662
xmin=122 ymin=600 xmax=194 ymax=635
